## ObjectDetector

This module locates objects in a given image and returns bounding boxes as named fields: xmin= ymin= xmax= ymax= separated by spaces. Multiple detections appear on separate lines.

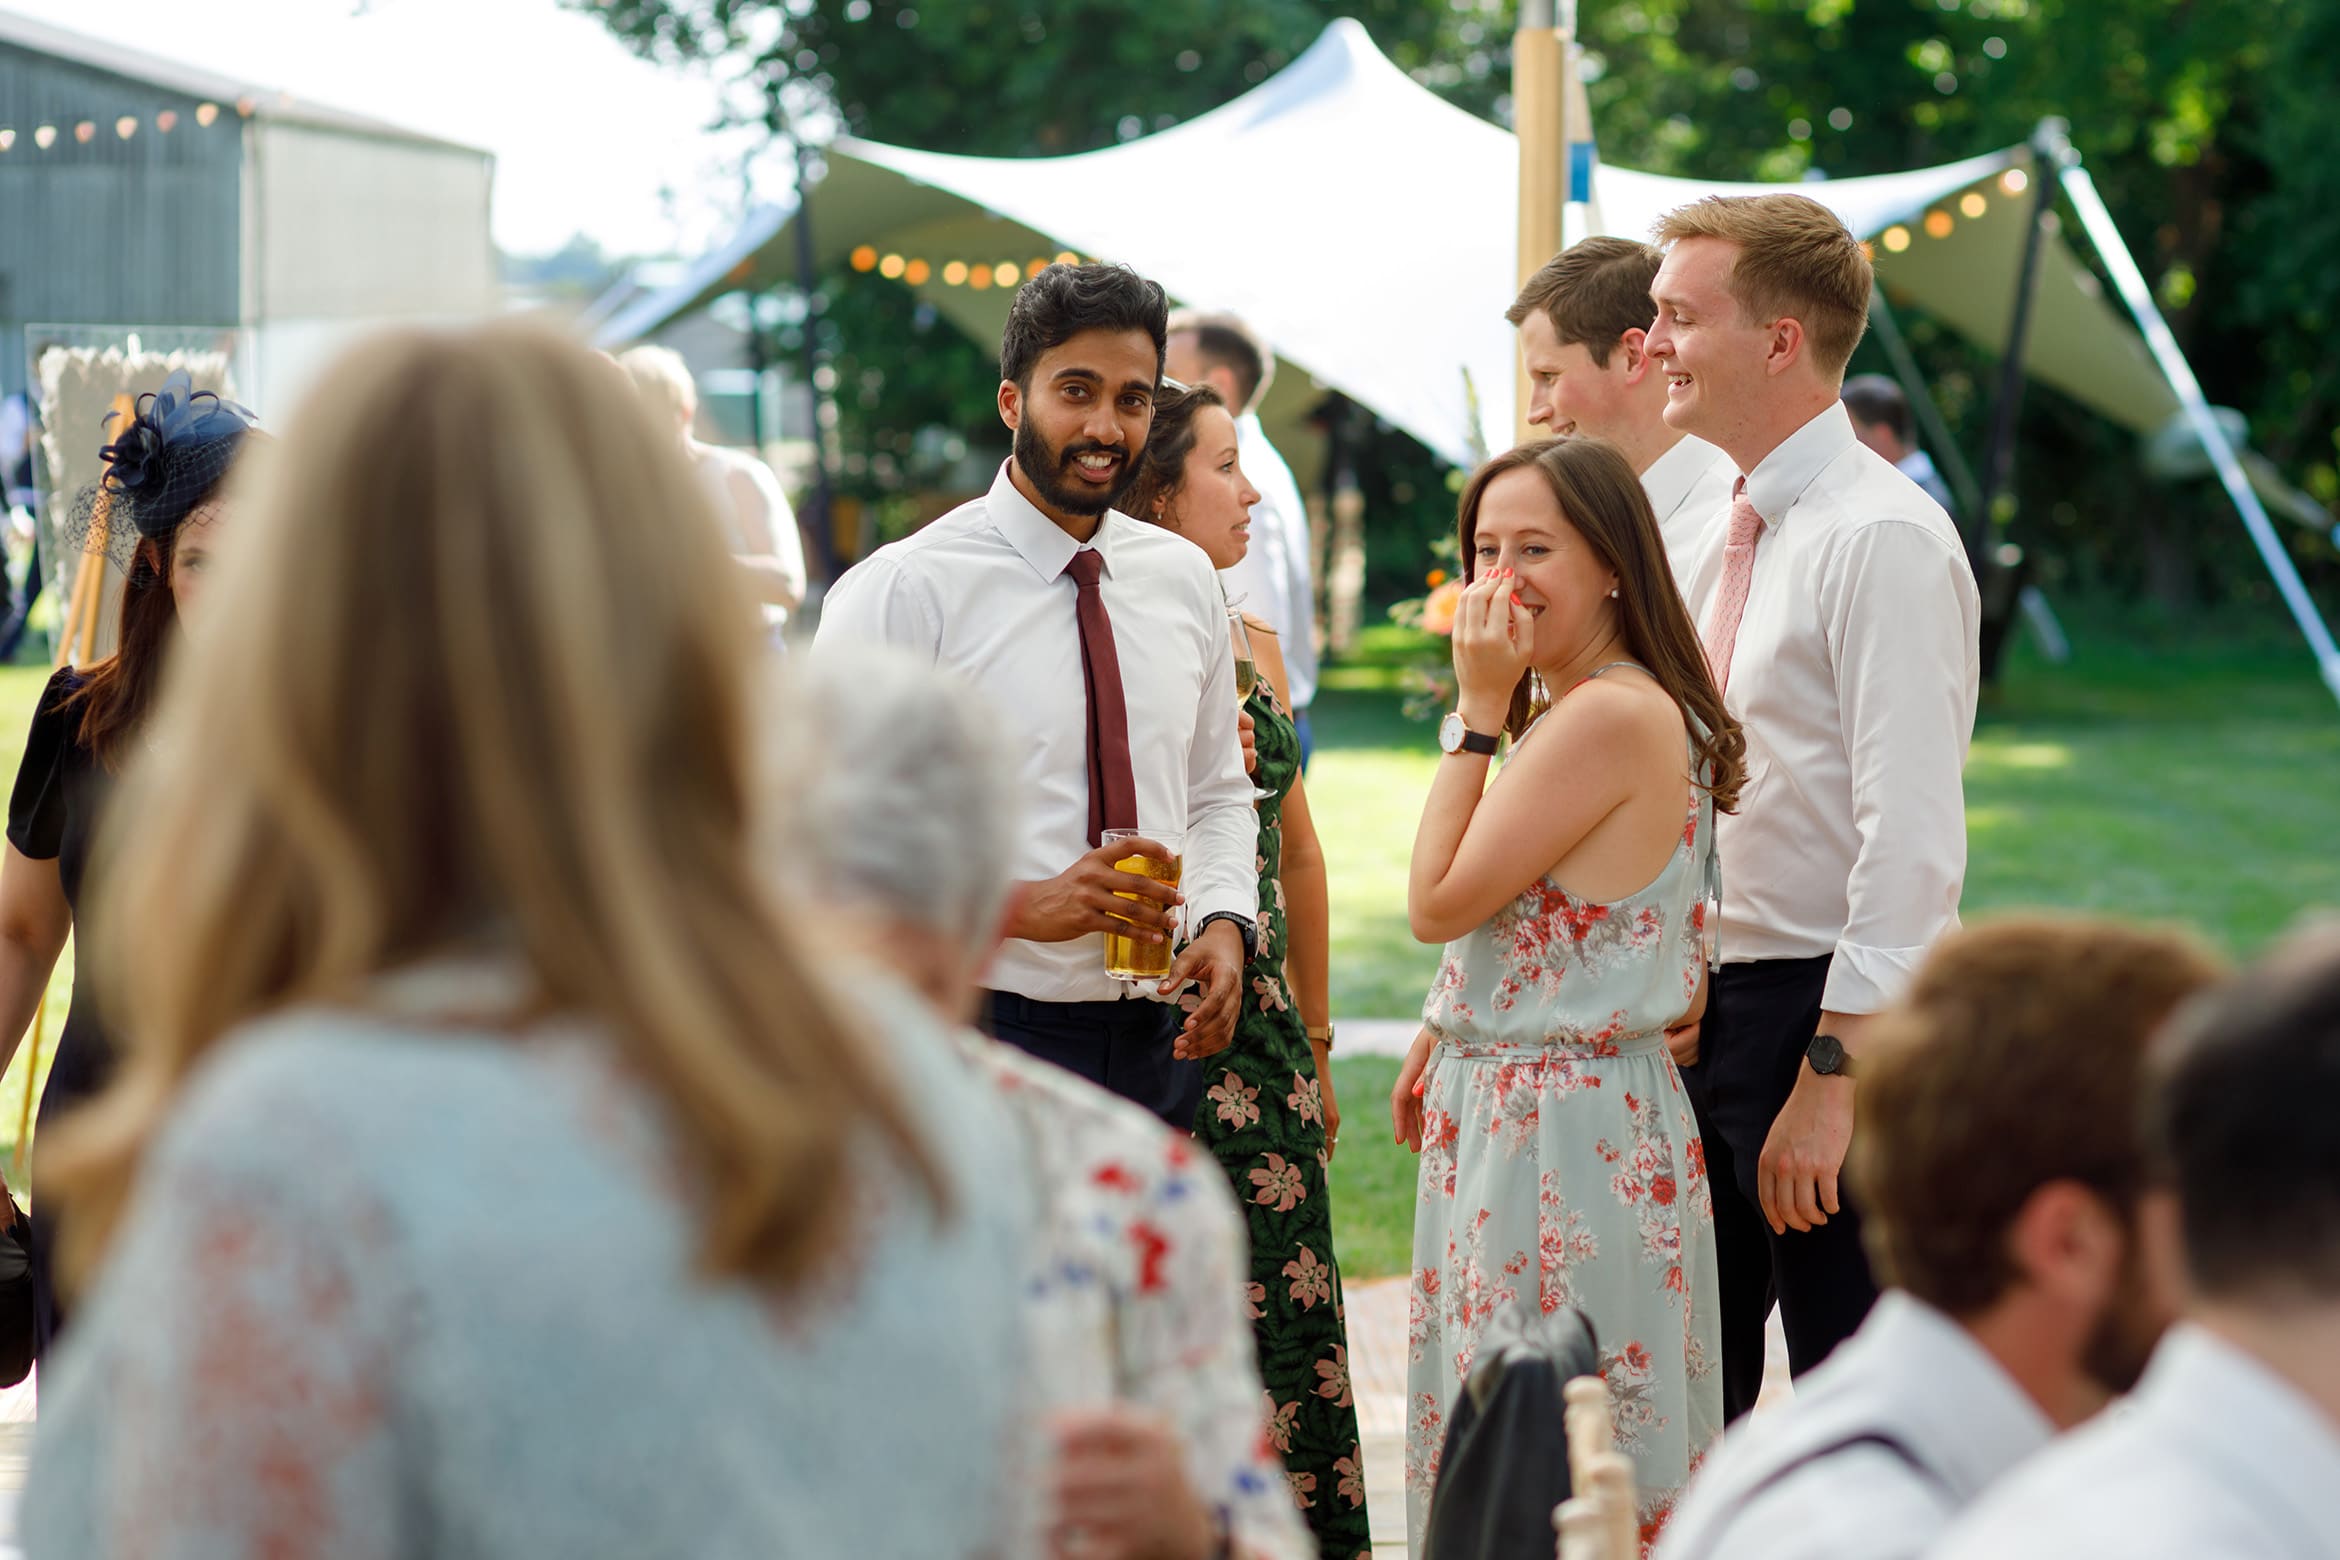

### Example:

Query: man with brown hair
xmin=1647 ymin=193 xmax=1981 ymax=1418
xmin=1508 ymin=236 xmax=1736 ymax=582
xmin=1937 ymin=923 xmax=2340 ymax=1558
xmin=1657 ymin=916 xmax=2226 ymax=1560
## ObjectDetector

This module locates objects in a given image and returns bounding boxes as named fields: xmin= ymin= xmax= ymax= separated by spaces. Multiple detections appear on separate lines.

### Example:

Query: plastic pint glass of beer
xmin=1100 ymin=828 xmax=1183 ymax=982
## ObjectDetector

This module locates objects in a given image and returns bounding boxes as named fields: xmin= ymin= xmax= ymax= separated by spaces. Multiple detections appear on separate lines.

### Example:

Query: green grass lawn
xmin=1313 ymin=610 xmax=2340 ymax=1278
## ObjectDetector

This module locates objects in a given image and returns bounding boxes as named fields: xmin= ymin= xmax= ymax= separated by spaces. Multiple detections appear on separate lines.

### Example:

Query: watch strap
xmin=1195 ymin=910 xmax=1260 ymax=962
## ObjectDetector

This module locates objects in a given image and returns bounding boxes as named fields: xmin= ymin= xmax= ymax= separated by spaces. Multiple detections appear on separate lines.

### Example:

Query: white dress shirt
xmin=1657 ymin=1293 xmax=2053 ymax=1560
xmin=813 ymin=462 xmax=1256 ymax=1004
xmin=1895 ymin=448 xmax=1956 ymax=514
xmin=1640 ymin=432 xmax=1739 ymax=591
xmin=1680 ymin=403 xmax=1979 ymax=1014
xmin=1217 ymin=413 xmax=1317 ymax=710
xmin=1935 ymin=1323 xmax=2340 ymax=1560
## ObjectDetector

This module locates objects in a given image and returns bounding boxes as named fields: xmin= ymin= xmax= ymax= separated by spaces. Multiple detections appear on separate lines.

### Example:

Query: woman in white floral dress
xmin=1393 ymin=438 xmax=1747 ymax=1551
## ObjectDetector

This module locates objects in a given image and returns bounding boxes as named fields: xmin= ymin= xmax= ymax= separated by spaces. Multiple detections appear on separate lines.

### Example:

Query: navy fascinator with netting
xmin=63 ymin=371 xmax=260 ymax=570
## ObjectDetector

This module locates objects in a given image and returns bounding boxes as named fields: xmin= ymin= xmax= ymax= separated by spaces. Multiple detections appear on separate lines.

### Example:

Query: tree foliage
xmin=576 ymin=0 xmax=2340 ymax=609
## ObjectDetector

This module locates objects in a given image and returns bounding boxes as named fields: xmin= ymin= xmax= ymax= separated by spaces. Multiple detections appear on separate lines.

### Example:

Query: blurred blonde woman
xmin=21 ymin=324 xmax=1038 ymax=1558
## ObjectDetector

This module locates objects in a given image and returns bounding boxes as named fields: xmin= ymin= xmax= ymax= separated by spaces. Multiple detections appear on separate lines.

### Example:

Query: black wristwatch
xmin=1806 ymin=1032 xmax=1854 ymax=1079
xmin=1195 ymin=910 xmax=1261 ymax=962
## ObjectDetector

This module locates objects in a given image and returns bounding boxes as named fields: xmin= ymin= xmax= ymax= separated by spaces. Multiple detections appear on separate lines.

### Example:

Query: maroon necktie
xmin=1063 ymin=548 xmax=1138 ymax=848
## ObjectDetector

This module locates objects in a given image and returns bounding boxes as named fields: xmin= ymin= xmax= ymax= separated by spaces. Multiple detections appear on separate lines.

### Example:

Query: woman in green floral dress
xmin=1126 ymin=382 xmax=1372 ymax=1557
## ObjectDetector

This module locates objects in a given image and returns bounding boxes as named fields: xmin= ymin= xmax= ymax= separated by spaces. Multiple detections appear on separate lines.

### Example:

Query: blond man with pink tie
xmin=1647 ymin=194 xmax=1981 ymax=1423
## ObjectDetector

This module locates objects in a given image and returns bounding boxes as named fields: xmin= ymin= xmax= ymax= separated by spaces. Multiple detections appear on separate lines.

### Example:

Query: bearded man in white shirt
xmin=813 ymin=263 xmax=1257 ymax=1130
xmin=1508 ymin=237 xmax=1739 ymax=587
xmin=1659 ymin=916 xmax=2225 ymax=1560
xmin=1937 ymin=925 xmax=2340 ymax=1560
xmin=1646 ymin=194 xmax=1981 ymax=1420
xmin=1164 ymin=309 xmax=1319 ymax=767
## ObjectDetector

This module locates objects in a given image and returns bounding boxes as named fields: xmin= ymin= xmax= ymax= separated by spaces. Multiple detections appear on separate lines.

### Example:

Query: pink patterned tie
xmin=1701 ymin=481 xmax=1766 ymax=696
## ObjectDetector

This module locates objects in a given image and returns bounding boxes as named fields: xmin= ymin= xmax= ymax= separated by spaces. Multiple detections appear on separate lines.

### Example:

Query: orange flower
xmin=1425 ymin=568 xmax=1448 ymax=587
xmin=1421 ymin=578 xmax=1465 ymax=636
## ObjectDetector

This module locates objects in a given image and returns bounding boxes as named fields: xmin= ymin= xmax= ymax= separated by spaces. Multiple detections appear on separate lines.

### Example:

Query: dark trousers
xmin=980 ymin=989 xmax=1201 ymax=1132
xmin=0 ymin=537 xmax=38 ymax=663
xmin=1295 ymin=708 xmax=1314 ymax=774
xmin=1679 ymin=955 xmax=1879 ymax=1424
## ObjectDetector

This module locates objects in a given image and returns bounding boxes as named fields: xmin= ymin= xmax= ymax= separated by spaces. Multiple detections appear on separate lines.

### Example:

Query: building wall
xmin=247 ymin=121 xmax=493 ymax=321
xmin=0 ymin=42 xmax=242 ymax=398
xmin=239 ymin=121 xmax=495 ymax=414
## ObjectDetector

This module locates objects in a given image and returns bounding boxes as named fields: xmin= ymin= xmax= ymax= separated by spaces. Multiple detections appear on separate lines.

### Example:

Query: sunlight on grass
xmin=1968 ymin=740 xmax=2075 ymax=771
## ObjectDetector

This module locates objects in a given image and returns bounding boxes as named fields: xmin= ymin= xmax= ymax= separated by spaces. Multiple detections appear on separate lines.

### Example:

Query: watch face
xmin=1438 ymin=712 xmax=1464 ymax=753
xmin=1809 ymin=1033 xmax=1847 ymax=1075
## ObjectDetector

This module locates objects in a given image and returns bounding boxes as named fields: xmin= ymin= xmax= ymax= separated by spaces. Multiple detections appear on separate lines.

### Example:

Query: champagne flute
xmin=1227 ymin=607 xmax=1274 ymax=802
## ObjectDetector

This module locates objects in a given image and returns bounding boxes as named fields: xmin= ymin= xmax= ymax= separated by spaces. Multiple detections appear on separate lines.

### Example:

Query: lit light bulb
xmin=968 ymin=264 xmax=994 ymax=290
xmin=117 ymin=116 xmax=138 ymax=139
xmin=1923 ymin=210 xmax=1954 ymax=239
xmin=33 ymin=125 xmax=55 ymax=149
xmin=156 ymin=111 xmax=178 ymax=132
xmin=1960 ymin=191 xmax=1988 ymax=218
xmin=74 ymin=121 xmax=96 ymax=143
xmin=2000 ymin=168 xmax=2029 ymax=196
xmin=903 ymin=258 xmax=931 ymax=284
xmin=1054 ymin=250 xmax=1079 ymax=266
xmin=849 ymin=245 xmax=878 ymax=272
xmin=196 ymin=103 xmax=220 ymax=127
xmin=878 ymin=253 xmax=906 ymax=279
xmin=942 ymin=261 xmax=969 ymax=286
xmin=0 ymin=130 xmax=14 ymax=152
xmin=994 ymin=262 xmax=1020 ymax=286
xmin=1882 ymin=225 xmax=1912 ymax=253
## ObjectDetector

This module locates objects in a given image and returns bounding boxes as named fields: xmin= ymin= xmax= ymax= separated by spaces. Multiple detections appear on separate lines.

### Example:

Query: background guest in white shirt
xmin=1937 ymin=923 xmax=2340 ymax=1560
xmin=1647 ymin=193 xmax=1982 ymax=1419
xmin=1659 ymin=916 xmax=2226 ymax=1560
xmin=813 ymin=263 xmax=1257 ymax=1129
xmin=1507 ymin=237 xmax=1738 ymax=586
xmin=618 ymin=344 xmax=808 ymax=643
xmin=1841 ymin=374 xmax=1957 ymax=516
xmin=1164 ymin=309 xmax=1320 ymax=767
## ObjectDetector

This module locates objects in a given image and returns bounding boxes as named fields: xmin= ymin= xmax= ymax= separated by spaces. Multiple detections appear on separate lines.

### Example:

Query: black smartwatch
xmin=1806 ymin=1032 xmax=1853 ymax=1079
xmin=1195 ymin=910 xmax=1261 ymax=962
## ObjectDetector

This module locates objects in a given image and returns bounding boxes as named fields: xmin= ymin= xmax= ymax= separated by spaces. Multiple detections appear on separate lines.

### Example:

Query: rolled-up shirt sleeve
xmin=1183 ymin=598 xmax=1260 ymax=932
xmin=1820 ymin=520 xmax=1979 ymax=1014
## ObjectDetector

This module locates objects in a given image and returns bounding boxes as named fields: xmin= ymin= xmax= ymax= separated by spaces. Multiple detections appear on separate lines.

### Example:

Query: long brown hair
xmin=65 ymin=530 xmax=181 ymax=768
xmin=1457 ymin=437 xmax=1747 ymax=810
xmin=53 ymin=322 xmax=941 ymax=1290
xmin=1120 ymin=380 xmax=1223 ymax=523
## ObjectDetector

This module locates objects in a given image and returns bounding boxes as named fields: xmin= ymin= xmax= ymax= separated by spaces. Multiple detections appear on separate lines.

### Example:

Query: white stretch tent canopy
xmin=599 ymin=18 xmax=2175 ymax=470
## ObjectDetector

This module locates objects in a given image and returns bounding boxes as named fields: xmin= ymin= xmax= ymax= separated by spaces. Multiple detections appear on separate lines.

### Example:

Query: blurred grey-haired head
xmin=766 ymin=647 xmax=1022 ymax=963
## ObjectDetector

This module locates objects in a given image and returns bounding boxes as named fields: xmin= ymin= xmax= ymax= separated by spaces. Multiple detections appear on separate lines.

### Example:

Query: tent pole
xmin=2058 ymin=159 xmax=2340 ymax=711
xmin=1865 ymin=289 xmax=1983 ymax=520
xmin=786 ymin=131 xmax=843 ymax=583
xmin=1972 ymin=119 xmax=2068 ymax=569
xmin=1513 ymin=0 xmax=1562 ymax=449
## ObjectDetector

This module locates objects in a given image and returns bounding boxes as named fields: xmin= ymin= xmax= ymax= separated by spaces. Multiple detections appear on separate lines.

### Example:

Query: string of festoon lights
xmin=841 ymin=167 xmax=2033 ymax=290
xmin=849 ymin=245 xmax=1092 ymax=290
xmin=1876 ymin=166 xmax=2033 ymax=255
xmin=0 ymin=96 xmax=267 ymax=154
